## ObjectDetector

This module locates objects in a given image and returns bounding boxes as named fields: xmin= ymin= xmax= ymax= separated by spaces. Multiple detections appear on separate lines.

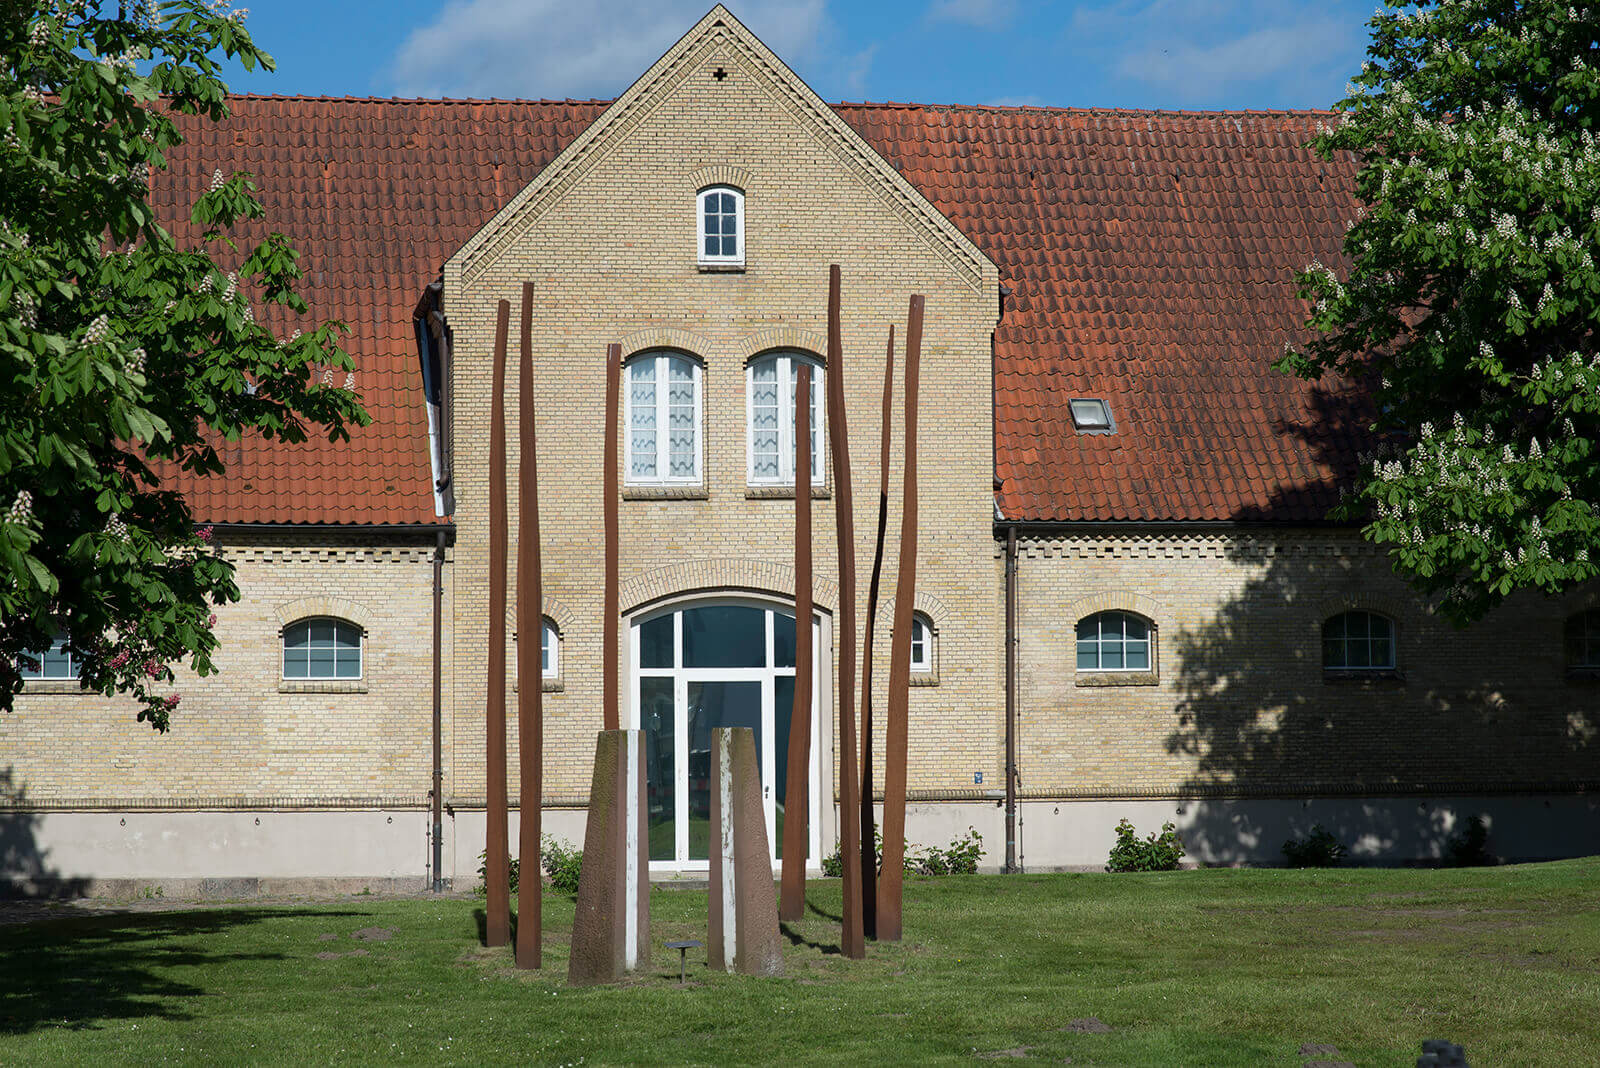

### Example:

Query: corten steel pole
xmin=878 ymin=295 xmax=923 ymax=943
xmin=515 ymin=282 xmax=543 ymax=969
xmin=779 ymin=362 xmax=814 ymax=922
xmin=603 ymin=343 xmax=621 ymax=732
xmin=485 ymin=298 xmax=512 ymax=948
xmin=824 ymin=266 xmax=865 ymax=959
xmin=859 ymin=323 xmax=895 ymax=941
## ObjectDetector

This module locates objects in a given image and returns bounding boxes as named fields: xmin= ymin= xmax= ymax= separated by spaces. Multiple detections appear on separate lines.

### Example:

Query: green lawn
xmin=3 ymin=859 xmax=1598 ymax=1065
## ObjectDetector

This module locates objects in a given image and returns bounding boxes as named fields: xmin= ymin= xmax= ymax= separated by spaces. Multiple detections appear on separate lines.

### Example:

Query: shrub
xmin=820 ymin=827 xmax=983 ymax=877
xmin=1282 ymin=824 xmax=1348 ymax=868
xmin=541 ymin=834 xmax=584 ymax=893
xmin=1446 ymin=814 xmax=1494 ymax=867
xmin=474 ymin=850 xmax=520 ymax=896
xmin=1105 ymin=818 xmax=1185 ymax=872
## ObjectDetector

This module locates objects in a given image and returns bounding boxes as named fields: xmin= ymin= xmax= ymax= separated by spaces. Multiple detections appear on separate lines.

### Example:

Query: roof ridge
xmin=219 ymin=92 xmax=1337 ymax=119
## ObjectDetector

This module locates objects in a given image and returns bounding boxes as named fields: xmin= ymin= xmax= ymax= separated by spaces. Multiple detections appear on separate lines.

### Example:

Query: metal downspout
xmin=1005 ymin=524 xmax=1019 ymax=873
xmin=432 ymin=529 xmax=445 ymax=892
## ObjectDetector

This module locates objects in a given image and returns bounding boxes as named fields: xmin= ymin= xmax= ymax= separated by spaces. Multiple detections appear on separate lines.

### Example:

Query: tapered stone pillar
xmin=568 ymin=729 xmax=650 ymax=986
xmin=708 ymin=727 xmax=784 ymax=976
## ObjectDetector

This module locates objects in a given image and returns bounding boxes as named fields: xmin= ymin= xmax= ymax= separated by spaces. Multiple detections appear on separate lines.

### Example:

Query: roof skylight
xmin=1069 ymin=398 xmax=1114 ymax=433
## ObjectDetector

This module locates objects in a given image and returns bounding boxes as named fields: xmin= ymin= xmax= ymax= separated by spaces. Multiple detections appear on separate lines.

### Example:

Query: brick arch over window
xmin=273 ymin=595 xmax=374 ymax=633
xmin=1310 ymin=593 xmax=1415 ymax=636
xmin=1063 ymin=591 xmax=1164 ymax=626
xmin=506 ymin=593 xmax=576 ymax=641
xmin=868 ymin=590 xmax=952 ymax=630
xmin=688 ymin=164 xmax=753 ymax=192
xmin=621 ymin=558 xmax=839 ymax=617
xmin=742 ymin=327 xmax=829 ymax=362
xmin=618 ymin=327 xmax=715 ymax=362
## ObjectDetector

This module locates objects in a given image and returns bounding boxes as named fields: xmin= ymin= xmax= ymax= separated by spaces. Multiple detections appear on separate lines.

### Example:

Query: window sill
xmin=280 ymin=680 xmax=369 ymax=694
xmin=1322 ymin=669 xmax=1404 ymax=685
xmin=910 ymin=673 xmax=939 ymax=688
xmin=19 ymin=679 xmax=89 ymax=695
xmin=1076 ymin=671 xmax=1159 ymax=688
xmin=513 ymin=680 xmax=565 ymax=693
xmin=623 ymin=485 xmax=709 ymax=501
xmin=745 ymin=485 xmax=831 ymax=500
xmin=697 ymin=263 xmax=746 ymax=273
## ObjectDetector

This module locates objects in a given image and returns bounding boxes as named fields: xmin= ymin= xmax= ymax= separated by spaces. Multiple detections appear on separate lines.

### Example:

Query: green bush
xmin=1282 ymin=824 xmax=1348 ymax=868
xmin=821 ymin=827 xmax=984 ymax=877
xmin=1446 ymin=814 xmax=1494 ymax=867
xmin=474 ymin=835 xmax=583 ymax=896
xmin=1105 ymin=818 xmax=1185 ymax=872
xmin=541 ymin=834 xmax=584 ymax=893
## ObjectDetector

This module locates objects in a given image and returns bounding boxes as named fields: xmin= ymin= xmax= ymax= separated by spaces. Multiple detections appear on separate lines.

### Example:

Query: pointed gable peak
xmin=450 ymin=4 xmax=995 ymax=290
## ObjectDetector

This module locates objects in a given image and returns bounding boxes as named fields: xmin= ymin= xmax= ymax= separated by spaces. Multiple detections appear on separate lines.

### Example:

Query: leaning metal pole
xmin=878 ymin=295 xmax=923 ymax=943
xmin=603 ymin=343 xmax=621 ymax=732
xmin=485 ymin=297 xmax=512 ymax=948
xmin=779 ymin=362 xmax=814 ymax=922
xmin=825 ymin=266 xmax=865 ymax=958
xmin=515 ymin=281 xmax=543 ymax=969
xmin=859 ymin=323 xmax=894 ymax=940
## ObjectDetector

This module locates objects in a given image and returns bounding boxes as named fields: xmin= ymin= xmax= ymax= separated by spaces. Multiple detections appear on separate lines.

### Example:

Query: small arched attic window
xmin=698 ymin=185 xmax=744 ymax=266
xmin=283 ymin=617 xmax=363 ymax=680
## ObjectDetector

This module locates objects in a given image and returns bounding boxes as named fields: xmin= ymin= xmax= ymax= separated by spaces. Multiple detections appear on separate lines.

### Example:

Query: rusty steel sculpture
xmin=858 ymin=323 xmax=896 ymax=940
xmin=484 ymin=298 xmax=512 ymax=949
xmin=824 ymin=267 xmax=866 ymax=958
xmin=878 ymin=295 xmax=923 ymax=942
xmin=568 ymin=728 xmax=651 ymax=985
xmin=708 ymin=726 xmax=784 ymax=975
xmin=779 ymin=362 xmax=815 ymax=922
xmin=515 ymin=282 xmax=543 ymax=970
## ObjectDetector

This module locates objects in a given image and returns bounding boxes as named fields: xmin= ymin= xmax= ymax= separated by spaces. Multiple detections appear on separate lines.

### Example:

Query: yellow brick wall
xmin=1014 ymin=529 xmax=1600 ymax=798
xmin=2 ymin=535 xmax=449 ymax=806
xmin=442 ymin=27 xmax=1004 ymax=805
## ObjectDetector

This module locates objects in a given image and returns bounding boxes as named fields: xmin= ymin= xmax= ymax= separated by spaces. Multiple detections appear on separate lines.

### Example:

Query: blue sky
xmin=221 ymin=0 xmax=1378 ymax=111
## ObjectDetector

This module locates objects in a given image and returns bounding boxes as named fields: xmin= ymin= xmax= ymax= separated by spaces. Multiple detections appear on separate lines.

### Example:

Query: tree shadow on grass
xmin=0 ymin=906 xmax=360 ymax=1036
xmin=779 ymin=921 xmax=841 ymax=956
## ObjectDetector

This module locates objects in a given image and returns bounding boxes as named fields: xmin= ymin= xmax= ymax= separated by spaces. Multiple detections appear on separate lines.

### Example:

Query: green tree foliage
xmin=0 ymin=2 xmax=367 ymax=727
xmin=1279 ymin=1 xmax=1600 ymax=624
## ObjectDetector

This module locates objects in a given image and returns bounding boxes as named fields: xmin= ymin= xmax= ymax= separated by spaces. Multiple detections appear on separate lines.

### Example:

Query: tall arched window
xmin=746 ymin=351 xmax=824 ymax=486
xmin=1322 ymin=611 xmax=1395 ymax=671
xmin=283 ymin=617 xmax=363 ymax=680
xmin=625 ymin=350 xmax=702 ymax=485
xmin=541 ymin=618 xmax=559 ymax=680
xmin=697 ymin=185 xmax=744 ymax=266
xmin=1076 ymin=611 xmax=1152 ymax=672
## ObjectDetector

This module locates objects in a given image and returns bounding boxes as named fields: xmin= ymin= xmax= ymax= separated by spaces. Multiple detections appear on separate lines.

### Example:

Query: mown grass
xmin=3 ymin=858 xmax=1598 ymax=1065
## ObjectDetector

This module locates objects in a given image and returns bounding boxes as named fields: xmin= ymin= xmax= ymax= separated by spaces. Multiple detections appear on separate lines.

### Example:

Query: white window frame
xmin=624 ymin=350 xmax=703 ymax=486
xmin=282 ymin=617 xmax=364 ymax=681
xmin=1075 ymin=610 xmax=1153 ymax=673
xmin=745 ymin=351 xmax=825 ymax=487
xmin=697 ymin=185 xmax=745 ymax=266
xmin=541 ymin=618 xmax=559 ymax=680
xmin=19 ymin=630 xmax=78 ymax=681
xmin=1322 ymin=611 xmax=1396 ymax=672
xmin=910 ymin=615 xmax=933 ymax=674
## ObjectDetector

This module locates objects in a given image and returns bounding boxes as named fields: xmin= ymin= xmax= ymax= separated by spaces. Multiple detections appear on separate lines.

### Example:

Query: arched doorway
xmin=629 ymin=596 xmax=822 ymax=872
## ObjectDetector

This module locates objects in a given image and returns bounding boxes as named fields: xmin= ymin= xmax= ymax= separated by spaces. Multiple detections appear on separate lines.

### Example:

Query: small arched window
xmin=283 ymin=617 xmax=363 ymax=680
xmin=1076 ymin=611 xmax=1151 ymax=672
xmin=541 ymin=618 xmax=559 ymax=680
xmin=910 ymin=614 xmax=934 ymax=675
xmin=747 ymin=351 xmax=824 ymax=486
xmin=20 ymin=629 xmax=77 ymax=681
xmin=1564 ymin=610 xmax=1600 ymax=669
xmin=1322 ymin=611 xmax=1394 ymax=671
xmin=625 ymin=350 xmax=702 ymax=485
xmin=698 ymin=185 xmax=744 ymax=266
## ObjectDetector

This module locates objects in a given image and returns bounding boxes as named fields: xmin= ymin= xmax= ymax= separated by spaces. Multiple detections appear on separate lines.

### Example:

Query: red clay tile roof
xmin=151 ymin=96 xmax=1358 ymax=525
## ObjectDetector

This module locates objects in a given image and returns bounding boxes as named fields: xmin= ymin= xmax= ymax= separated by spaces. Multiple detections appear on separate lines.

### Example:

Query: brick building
xmin=4 ymin=7 xmax=1595 ymax=893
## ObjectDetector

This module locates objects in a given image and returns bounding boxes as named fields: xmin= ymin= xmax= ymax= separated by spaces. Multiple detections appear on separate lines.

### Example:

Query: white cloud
xmin=388 ymin=0 xmax=842 ymax=100
xmin=1068 ymin=0 xmax=1363 ymax=104
xmin=924 ymin=0 xmax=1017 ymax=29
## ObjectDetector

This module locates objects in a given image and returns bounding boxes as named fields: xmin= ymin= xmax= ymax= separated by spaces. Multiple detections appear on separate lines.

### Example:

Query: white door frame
xmin=626 ymin=593 xmax=831 ymax=874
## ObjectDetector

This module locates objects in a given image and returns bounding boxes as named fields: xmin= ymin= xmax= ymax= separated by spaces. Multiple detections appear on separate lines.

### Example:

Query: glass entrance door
xmin=632 ymin=599 xmax=820 ymax=871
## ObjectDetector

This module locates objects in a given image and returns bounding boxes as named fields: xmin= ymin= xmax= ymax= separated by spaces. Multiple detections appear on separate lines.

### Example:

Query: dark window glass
xmin=682 ymin=605 xmax=766 ymax=668
xmin=640 ymin=614 xmax=674 ymax=669
xmin=19 ymin=631 xmax=76 ymax=680
xmin=1075 ymin=611 xmax=1152 ymax=672
xmin=1565 ymin=610 xmax=1600 ymax=668
xmin=283 ymin=618 xmax=362 ymax=679
xmin=1322 ymin=612 xmax=1395 ymax=670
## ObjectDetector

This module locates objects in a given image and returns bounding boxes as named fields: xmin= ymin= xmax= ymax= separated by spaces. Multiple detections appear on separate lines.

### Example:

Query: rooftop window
xmin=1069 ymin=398 xmax=1114 ymax=433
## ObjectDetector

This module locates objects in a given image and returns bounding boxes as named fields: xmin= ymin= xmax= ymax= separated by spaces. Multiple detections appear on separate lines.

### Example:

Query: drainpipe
xmin=1004 ymin=524 xmax=1019 ymax=873
xmin=432 ymin=529 xmax=446 ymax=892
